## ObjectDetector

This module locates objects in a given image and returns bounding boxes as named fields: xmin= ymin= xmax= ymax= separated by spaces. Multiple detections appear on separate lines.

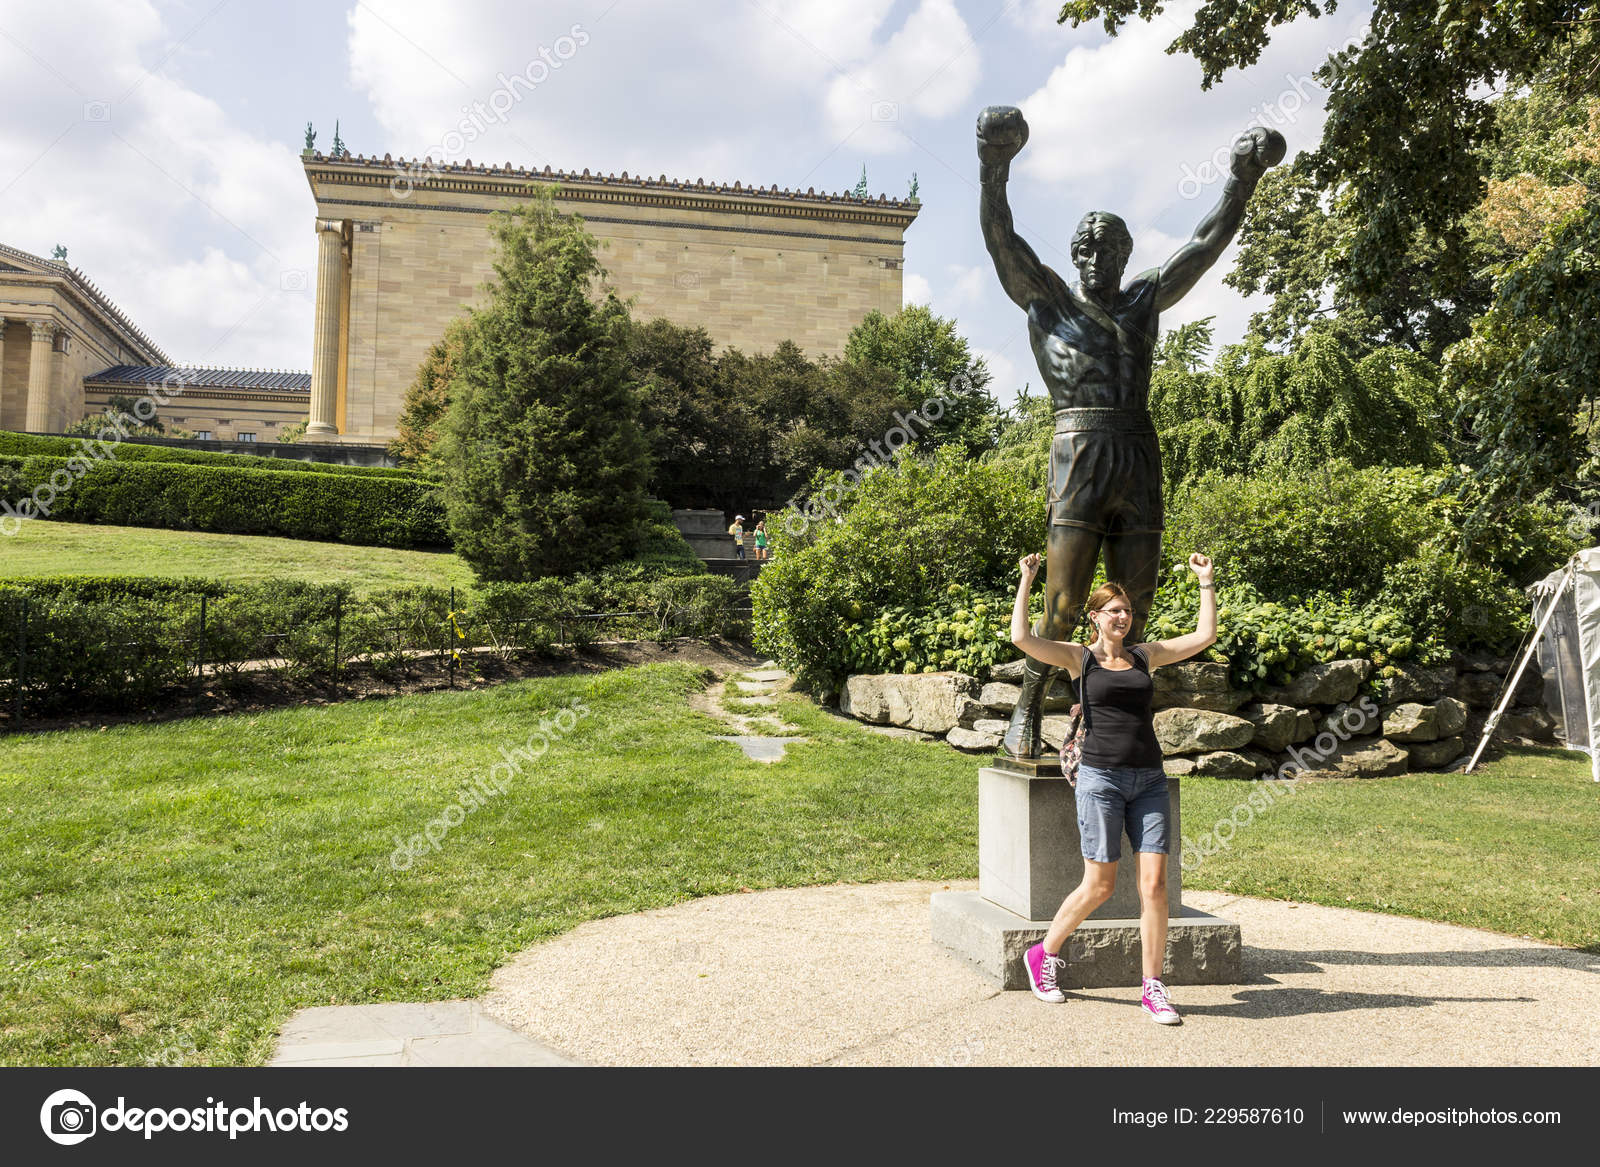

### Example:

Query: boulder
xmin=1187 ymin=750 xmax=1258 ymax=779
xmin=1292 ymin=709 xmax=1317 ymax=743
xmin=1302 ymin=735 xmax=1410 ymax=779
xmin=1263 ymin=659 xmax=1372 ymax=706
xmin=1239 ymin=747 xmax=1279 ymax=775
xmin=1462 ymin=711 xmax=1501 ymax=749
xmin=1510 ymin=668 xmax=1547 ymax=707
xmin=1152 ymin=662 xmax=1250 ymax=713
xmin=1455 ymin=649 xmax=1513 ymax=674
xmin=1453 ymin=671 xmax=1503 ymax=709
xmin=1161 ymin=751 xmax=1257 ymax=779
xmin=978 ymin=673 xmax=1076 ymax=712
xmin=988 ymin=659 xmax=1027 ymax=683
xmin=1153 ymin=707 xmax=1256 ymax=754
xmin=972 ymin=719 xmax=1010 ymax=737
xmin=840 ymin=672 xmax=984 ymax=734
xmin=1040 ymin=716 xmax=1076 ymax=750
xmin=1382 ymin=702 xmax=1440 ymax=743
xmin=1376 ymin=662 xmax=1456 ymax=704
xmin=1407 ymin=736 xmax=1465 ymax=769
xmin=1041 ymin=687 xmax=1080 ymax=714
xmin=1453 ymin=669 xmax=1542 ymax=710
xmin=1499 ymin=706 xmax=1558 ymax=743
xmin=1434 ymin=697 xmax=1469 ymax=737
xmin=861 ymin=725 xmax=935 ymax=742
xmin=1316 ymin=700 xmax=1384 ymax=739
xmin=978 ymin=682 xmax=1020 ymax=712
xmin=1237 ymin=702 xmax=1300 ymax=752
xmin=946 ymin=726 xmax=1002 ymax=752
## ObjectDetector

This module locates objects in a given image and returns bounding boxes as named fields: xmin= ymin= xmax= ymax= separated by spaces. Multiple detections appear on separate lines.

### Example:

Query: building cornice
xmin=85 ymin=383 xmax=310 ymax=402
xmin=314 ymin=197 xmax=912 ymax=248
xmin=303 ymin=153 xmax=921 ymax=231
xmin=0 ymin=242 xmax=168 ymax=363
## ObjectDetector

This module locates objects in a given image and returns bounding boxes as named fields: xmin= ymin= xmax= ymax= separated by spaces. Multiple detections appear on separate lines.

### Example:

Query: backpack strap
xmin=1077 ymin=645 xmax=1093 ymax=735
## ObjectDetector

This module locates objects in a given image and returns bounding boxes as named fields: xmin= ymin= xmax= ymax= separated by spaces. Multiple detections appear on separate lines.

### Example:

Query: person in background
xmin=753 ymin=519 xmax=768 ymax=562
xmin=729 ymin=514 xmax=746 ymax=561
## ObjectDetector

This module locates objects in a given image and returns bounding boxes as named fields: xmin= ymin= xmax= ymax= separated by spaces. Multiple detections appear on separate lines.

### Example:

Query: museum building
xmin=1 ymin=152 xmax=919 ymax=446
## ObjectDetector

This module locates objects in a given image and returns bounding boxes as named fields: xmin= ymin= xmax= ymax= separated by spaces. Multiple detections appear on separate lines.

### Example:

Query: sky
xmin=0 ymin=0 xmax=1373 ymax=407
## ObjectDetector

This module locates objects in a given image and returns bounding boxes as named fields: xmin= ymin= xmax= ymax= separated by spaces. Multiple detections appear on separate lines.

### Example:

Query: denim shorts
xmin=1075 ymin=762 xmax=1170 ymax=863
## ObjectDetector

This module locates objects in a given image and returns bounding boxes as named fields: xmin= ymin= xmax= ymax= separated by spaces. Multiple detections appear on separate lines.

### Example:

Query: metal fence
xmin=0 ymin=586 xmax=753 ymax=730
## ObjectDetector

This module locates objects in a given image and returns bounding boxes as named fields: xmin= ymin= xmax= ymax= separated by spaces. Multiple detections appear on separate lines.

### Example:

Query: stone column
xmin=0 ymin=318 xmax=8 ymax=427
xmin=26 ymin=321 xmax=56 ymax=433
xmin=307 ymin=218 xmax=346 ymax=436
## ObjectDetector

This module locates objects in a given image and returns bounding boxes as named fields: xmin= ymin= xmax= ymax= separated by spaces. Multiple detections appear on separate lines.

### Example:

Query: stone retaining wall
xmin=837 ymin=652 xmax=1558 ymax=779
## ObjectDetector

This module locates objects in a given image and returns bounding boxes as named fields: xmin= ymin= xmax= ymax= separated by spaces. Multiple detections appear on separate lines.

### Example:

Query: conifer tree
xmin=436 ymin=185 xmax=652 ymax=579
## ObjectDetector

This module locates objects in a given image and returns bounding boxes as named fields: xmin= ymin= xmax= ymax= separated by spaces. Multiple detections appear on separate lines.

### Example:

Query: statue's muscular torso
xmin=1029 ymin=269 xmax=1161 ymax=412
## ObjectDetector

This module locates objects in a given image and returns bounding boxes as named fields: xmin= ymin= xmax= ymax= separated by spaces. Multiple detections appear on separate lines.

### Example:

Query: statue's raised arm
xmin=977 ymin=106 xmax=1063 ymax=311
xmin=1156 ymin=126 xmax=1285 ymax=312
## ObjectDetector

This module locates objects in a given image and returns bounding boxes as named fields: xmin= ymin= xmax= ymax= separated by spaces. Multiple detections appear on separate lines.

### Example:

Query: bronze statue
xmin=977 ymin=105 xmax=1284 ymax=759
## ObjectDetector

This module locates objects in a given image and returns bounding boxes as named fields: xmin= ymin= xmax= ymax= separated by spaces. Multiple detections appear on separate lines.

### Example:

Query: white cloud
xmin=819 ymin=0 xmax=981 ymax=152
xmin=1015 ymin=1 xmax=1367 ymax=221
xmin=0 ymin=0 xmax=314 ymax=368
xmin=902 ymin=271 xmax=934 ymax=306
xmin=945 ymin=262 xmax=987 ymax=306
xmin=0 ymin=0 xmax=1377 ymax=385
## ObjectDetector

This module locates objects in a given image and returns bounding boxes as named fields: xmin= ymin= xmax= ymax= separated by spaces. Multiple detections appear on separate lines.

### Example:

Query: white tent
xmin=1473 ymin=547 xmax=1600 ymax=781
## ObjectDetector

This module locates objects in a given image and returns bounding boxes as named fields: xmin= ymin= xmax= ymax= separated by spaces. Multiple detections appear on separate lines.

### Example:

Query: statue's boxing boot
xmin=1001 ymin=656 xmax=1057 ymax=758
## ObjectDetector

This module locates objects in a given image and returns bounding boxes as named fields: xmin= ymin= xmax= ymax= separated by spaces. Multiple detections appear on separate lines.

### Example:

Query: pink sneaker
xmin=1024 ymin=943 xmax=1066 ymax=1003
xmin=1142 ymin=977 xmax=1181 ymax=1025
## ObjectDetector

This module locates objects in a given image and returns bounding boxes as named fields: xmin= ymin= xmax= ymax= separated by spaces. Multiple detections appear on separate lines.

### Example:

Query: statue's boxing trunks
xmin=1046 ymin=406 xmax=1164 ymax=535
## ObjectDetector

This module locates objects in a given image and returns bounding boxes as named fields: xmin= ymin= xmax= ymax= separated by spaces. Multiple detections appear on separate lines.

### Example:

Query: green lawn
xmin=1178 ymin=747 xmax=1600 ymax=946
xmin=0 ymin=520 xmax=477 ymax=595
xmin=0 ymin=666 xmax=1595 ymax=1066
xmin=0 ymin=665 xmax=976 ymax=1066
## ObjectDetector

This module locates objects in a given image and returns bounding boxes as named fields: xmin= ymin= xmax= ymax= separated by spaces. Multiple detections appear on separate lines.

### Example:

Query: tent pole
xmin=1466 ymin=562 xmax=1573 ymax=774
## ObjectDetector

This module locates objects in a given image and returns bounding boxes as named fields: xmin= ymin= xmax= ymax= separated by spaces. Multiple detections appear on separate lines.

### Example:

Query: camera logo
xmin=870 ymin=100 xmax=898 ymax=122
xmin=279 ymin=269 xmax=309 ymax=293
xmin=83 ymin=101 xmax=111 ymax=122
xmin=40 ymin=1089 xmax=96 ymax=1146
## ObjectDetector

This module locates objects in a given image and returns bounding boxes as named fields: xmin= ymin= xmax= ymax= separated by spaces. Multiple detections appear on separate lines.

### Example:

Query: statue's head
xmin=1070 ymin=212 xmax=1133 ymax=293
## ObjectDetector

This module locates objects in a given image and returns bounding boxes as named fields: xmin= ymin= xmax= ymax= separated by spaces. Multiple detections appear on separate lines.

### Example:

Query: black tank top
xmin=1078 ymin=644 xmax=1163 ymax=769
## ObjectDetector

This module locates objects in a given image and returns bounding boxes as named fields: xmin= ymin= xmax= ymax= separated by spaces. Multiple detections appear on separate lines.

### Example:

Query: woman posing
xmin=1008 ymin=551 xmax=1217 ymax=1023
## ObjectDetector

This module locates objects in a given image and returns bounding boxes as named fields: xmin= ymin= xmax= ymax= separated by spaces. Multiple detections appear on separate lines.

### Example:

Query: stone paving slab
xmin=482 ymin=880 xmax=1600 ymax=1067
xmin=271 ymin=1000 xmax=576 ymax=1067
xmin=712 ymin=735 xmax=806 ymax=762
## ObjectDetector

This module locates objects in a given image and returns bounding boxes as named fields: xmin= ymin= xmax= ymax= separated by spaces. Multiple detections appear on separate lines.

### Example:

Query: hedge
xmin=0 ymin=430 xmax=432 ymax=481
xmin=0 ymin=454 xmax=448 ymax=549
xmin=0 ymin=570 xmax=747 ymax=720
xmin=753 ymin=449 xmax=1577 ymax=693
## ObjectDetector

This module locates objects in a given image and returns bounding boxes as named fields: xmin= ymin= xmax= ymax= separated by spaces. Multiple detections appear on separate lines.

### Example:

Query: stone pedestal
xmin=980 ymin=765 xmax=1180 ymax=920
xmin=933 ymin=768 xmax=1243 ymax=987
xmin=932 ymin=892 xmax=1242 ymax=989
